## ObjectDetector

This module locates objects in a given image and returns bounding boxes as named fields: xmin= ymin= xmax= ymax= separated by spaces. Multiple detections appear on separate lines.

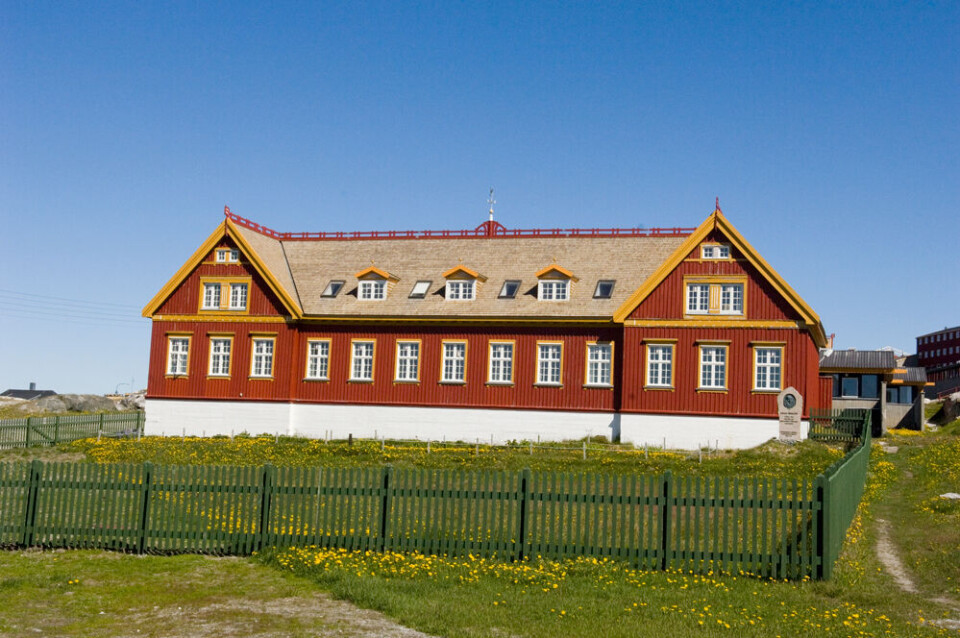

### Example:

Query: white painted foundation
xmin=145 ymin=398 xmax=807 ymax=450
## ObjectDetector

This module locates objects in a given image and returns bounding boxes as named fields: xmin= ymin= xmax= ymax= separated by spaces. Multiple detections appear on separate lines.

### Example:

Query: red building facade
xmin=143 ymin=206 xmax=829 ymax=449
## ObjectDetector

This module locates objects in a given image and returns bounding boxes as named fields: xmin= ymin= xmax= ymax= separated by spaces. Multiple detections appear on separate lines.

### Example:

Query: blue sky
xmin=1 ymin=1 xmax=957 ymax=394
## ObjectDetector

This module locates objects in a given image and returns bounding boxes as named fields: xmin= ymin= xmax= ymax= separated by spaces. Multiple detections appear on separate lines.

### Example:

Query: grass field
xmin=55 ymin=434 xmax=846 ymax=479
xmin=0 ymin=430 xmax=957 ymax=637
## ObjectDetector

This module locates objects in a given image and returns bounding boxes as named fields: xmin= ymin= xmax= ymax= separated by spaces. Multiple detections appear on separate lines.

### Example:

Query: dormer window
xmin=593 ymin=280 xmax=615 ymax=299
xmin=539 ymin=280 xmax=568 ymax=301
xmin=447 ymin=280 xmax=475 ymax=301
xmin=322 ymin=280 xmax=344 ymax=298
xmin=215 ymin=248 xmax=240 ymax=263
xmin=701 ymin=244 xmax=730 ymax=260
xmin=442 ymin=265 xmax=485 ymax=302
xmin=359 ymin=280 xmax=386 ymax=300
xmin=354 ymin=266 xmax=399 ymax=301
xmin=535 ymin=264 xmax=577 ymax=302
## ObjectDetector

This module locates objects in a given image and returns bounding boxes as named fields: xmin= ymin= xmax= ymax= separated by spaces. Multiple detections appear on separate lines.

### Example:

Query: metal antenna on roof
xmin=488 ymin=188 xmax=496 ymax=222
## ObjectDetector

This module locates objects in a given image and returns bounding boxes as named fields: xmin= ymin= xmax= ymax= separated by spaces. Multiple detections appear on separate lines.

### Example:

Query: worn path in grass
xmin=0 ymin=550 xmax=435 ymax=638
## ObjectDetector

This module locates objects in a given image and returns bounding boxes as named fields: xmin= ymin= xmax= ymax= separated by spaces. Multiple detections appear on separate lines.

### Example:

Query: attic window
xmin=409 ymin=280 xmax=431 ymax=299
xmin=593 ymin=280 xmax=615 ymax=299
xmin=499 ymin=280 xmax=520 ymax=299
xmin=359 ymin=280 xmax=386 ymax=301
xmin=446 ymin=280 xmax=475 ymax=301
xmin=321 ymin=280 xmax=345 ymax=298
xmin=215 ymin=249 xmax=239 ymax=263
xmin=539 ymin=280 xmax=568 ymax=301
xmin=701 ymin=244 xmax=730 ymax=260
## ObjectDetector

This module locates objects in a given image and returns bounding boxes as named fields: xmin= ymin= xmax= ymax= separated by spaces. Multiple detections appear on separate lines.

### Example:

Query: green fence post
xmin=137 ymin=462 xmax=153 ymax=554
xmin=256 ymin=465 xmax=274 ymax=553
xmin=517 ymin=468 xmax=532 ymax=561
xmin=21 ymin=460 xmax=42 ymax=547
xmin=379 ymin=465 xmax=393 ymax=553
xmin=659 ymin=470 xmax=672 ymax=571
xmin=98 ymin=413 xmax=104 ymax=439
xmin=54 ymin=416 xmax=60 ymax=445
xmin=814 ymin=473 xmax=828 ymax=579
xmin=25 ymin=418 xmax=32 ymax=448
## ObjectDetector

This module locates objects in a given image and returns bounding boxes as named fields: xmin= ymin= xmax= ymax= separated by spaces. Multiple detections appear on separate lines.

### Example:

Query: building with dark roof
xmin=1 ymin=383 xmax=56 ymax=401
xmin=916 ymin=325 xmax=960 ymax=397
xmin=819 ymin=349 xmax=929 ymax=432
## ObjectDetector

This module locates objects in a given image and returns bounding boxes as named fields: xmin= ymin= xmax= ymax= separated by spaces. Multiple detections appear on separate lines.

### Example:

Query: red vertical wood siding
xmin=628 ymin=236 xmax=802 ymax=322
xmin=155 ymin=239 xmax=289 ymax=317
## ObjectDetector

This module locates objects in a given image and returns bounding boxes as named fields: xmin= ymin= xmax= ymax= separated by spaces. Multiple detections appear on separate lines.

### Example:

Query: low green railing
xmin=0 ymin=412 xmax=144 ymax=449
xmin=0 ymin=410 xmax=871 ymax=580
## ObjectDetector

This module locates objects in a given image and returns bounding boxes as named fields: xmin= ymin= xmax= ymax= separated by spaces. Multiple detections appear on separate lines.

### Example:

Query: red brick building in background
xmin=142 ymin=205 xmax=829 ymax=449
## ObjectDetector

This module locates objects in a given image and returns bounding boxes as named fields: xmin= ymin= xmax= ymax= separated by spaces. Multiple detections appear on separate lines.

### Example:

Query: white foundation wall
xmin=145 ymin=399 xmax=293 ymax=437
xmin=619 ymin=413 xmax=809 ymax=450
xmin=145 ymin=398 xmax=808 ymax=450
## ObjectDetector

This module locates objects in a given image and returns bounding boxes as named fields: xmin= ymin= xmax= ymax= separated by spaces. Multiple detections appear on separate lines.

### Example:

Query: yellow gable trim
xmin=354 ymin=265 xmax=400 ymax=282
xmin=442 ymin=265 xmax=487 ymax=281
xmin=612 ymin=208 xmax=827 ymax=347
xmin=142 ymin=219 xmax=303 ymax=319
xmin=534 ymin=264 xmax=578 ymax=281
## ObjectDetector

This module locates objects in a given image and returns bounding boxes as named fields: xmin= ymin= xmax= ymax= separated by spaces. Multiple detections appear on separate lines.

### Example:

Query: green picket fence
xmin=0 ymin=410 xmax=871 ymax=580
xmin=0 ymin=412 xmax=145 ymax=449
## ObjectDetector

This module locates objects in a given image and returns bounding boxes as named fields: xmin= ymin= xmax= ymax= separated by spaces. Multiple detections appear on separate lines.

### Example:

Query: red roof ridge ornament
xmin=715 ymin=197 xmax=722 ymax=214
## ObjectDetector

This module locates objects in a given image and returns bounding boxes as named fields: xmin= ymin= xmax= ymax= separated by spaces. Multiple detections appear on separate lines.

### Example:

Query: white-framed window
xmin=202 ymin=283 xmax=221 ymax=310
xmin=215 ymin=248 xmax=239 ymax=263
xmin=351 ymin=340 xmax=375 ymax=381
xmin=585 ymin=343 xmax=612 ymax=386
xmin=208 ymin=337 xmax=232 ymax=376
xmin=686 ymin=284 xmax=709 ymax=314
xmin=719 ymin=284 xmax=743 ymax=314
xmin=699 ymin=346 xmax=727 ymax=389
xmin=754 ymin=347 xmax=782 ymax=391
xmin=306 ymin=340 xmax=330 ymax=380
xmin=409 ymin=280 xmax=431 ymax=298
xmin=536 ymin=343 xmax=563 ymax=385
xmin=593 ymin=280 xmax=615 ymax=299
xmin=498 ymin=280 xmax=521 ymax=299
xmin=701 ymin=244 xmax=730 ymax=259
xmin=321 ymin=281 xmax=344 ymax=297
xmin=166 ymin=337 xmax=190 ymax=376
xmin=646 ymin=344 xmax=674 ymax=388
xmin=446 ymin=280 xmax=475 ymax=301
xmin=440 ymin=341 xmax=467 ymax=383
xmin=229 ymin=283 xmax=248 ymax=310
xmin=250 ymin=338 xmax=275 ymax=378
xmin=538 ymin=280 xmax=569 ymax=301
xmin=359 ymin=280 xmax=386 ymax=300
xmin=395 ymin=341 xmax=420 ymax=381
xmin=488 ymin=342 xmax=514 ymax=384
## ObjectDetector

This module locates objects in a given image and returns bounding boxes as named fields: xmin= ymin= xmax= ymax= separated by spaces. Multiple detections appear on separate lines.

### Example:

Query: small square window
xmin=499 ymin=280 xmax=521 ymax=299
xmin=322 ymin=281 xmax=345 ymax=298
xmin=409 ymin=280 xmax=432 ymax=298
xmin=593 ymin=280 xmax=615 ymax=299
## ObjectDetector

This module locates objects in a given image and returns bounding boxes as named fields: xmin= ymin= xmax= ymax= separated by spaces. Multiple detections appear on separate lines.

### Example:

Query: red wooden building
xmin=142 ymin=205 xmax=829 ymax=448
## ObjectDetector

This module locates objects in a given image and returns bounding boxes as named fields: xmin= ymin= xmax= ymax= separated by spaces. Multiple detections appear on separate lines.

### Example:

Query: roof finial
xmin=488 ymin=187 xmax=496 ymax=222
xmin=715 ymin=197 xmax=722 ymax=213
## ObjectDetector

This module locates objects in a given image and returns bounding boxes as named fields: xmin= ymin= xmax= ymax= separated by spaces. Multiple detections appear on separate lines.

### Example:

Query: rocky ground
xmin=0 ymin=391 xmax=145 ymax=416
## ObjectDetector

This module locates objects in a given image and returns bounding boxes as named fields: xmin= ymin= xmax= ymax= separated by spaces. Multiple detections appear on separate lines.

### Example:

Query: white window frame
xmin=229 ymin=283 xmax=248 ymax=310
xmin=585 ymin=343 xmax=613 ymax=387
xmin=441 ymin=341 xmax=467 ymax=383
xmin=250 ymin=337 xmax=275 ymax=378
xmin=394 ymin=341 xmax=421 ymax=382
xmin=754 ymin=346 xmax=782 ymax=391
xmin=538 ymin=280 xmax=569 ymax=301
xmin=208 ymin=337 xmax=232 ymax=377
xmin=701 ymin=244 xmax=730 ymax=260
xmin=686 ymin=284 xmax=709 ymax=314
xmin=536 ymin=342 xmax=563 ymax=386
xmin=166 ymin=336 xmax=190 ymax=376
xmin=305 ymin=339 xmax=331 ymax=380
xmin=350 ymin=340 xmax=375 ymax=381
xmin=202 ymin=283 xmax=221 ymax=310
xmin=359 ymin=280 xmax=386 ymax=301
xmin=645 ymin=343 xmax=674 ymax=388
xmin=699 ymin=345 xmax=727 ymax=390
xmin=446 ymin=280 xmax=475 ymax=301
xmin=719 ymin=284 xmax=744 ymax=315
xmin=487 ymin=341 xmax=515 ymax=384
xmin=215 ymin=248 xmax=239 ymax=263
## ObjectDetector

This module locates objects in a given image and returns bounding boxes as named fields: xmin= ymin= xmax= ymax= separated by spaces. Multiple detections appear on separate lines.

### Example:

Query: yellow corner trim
xmin=153 ymin=315 xmax=290 ymax=324
xmin=354 ymin=265 xmax=400 ymax=282
xmin=442 ymin=265 xmax=487 ymax=281
xmin=750 ymin=340 xmax=788 ymax=347
xmin=695 ymin=339 xmax=732 ymax=345
xmin=535 ymin=264 xmax=578 ymax=281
